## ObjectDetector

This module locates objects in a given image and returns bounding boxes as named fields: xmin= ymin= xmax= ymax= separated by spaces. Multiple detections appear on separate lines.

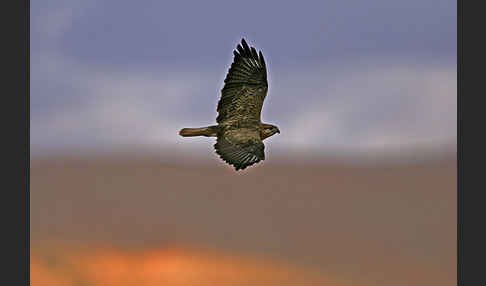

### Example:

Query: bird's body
xmin=179 ymin=39 xmax=280 ymax=171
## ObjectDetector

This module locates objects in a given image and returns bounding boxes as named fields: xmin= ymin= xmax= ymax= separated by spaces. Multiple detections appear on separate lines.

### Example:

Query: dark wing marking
xmin=217 ymin=38 xmax=268 ymax=125
xmin=214 ymin=128 xmax=265 ymax=171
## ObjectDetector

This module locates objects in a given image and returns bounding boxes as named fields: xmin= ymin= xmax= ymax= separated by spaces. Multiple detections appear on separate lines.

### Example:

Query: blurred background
xmin=30 ymin=0 xmax=456 ymax=285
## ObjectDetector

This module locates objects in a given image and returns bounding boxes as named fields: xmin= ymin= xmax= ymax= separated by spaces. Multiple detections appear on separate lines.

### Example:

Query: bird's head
xmin=261 ymin=124 xmax=280 ymax=140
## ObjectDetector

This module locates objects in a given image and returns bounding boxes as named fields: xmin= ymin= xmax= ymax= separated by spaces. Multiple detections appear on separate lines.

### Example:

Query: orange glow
xmin=31 ymin=243 xmax=346 ymax=286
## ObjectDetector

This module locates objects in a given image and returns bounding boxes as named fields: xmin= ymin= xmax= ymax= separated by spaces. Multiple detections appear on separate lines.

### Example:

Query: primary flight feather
xmin=179 ymin=38 xmax=280 ymax=171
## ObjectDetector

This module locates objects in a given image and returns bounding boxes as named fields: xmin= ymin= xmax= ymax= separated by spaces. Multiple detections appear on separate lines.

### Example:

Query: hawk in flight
xmin=179 ymin=38 xmax=280 ymax=171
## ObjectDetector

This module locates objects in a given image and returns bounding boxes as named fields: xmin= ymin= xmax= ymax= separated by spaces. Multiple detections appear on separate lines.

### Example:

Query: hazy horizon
xmin=31 ymin=155 xmax=456 ymax=286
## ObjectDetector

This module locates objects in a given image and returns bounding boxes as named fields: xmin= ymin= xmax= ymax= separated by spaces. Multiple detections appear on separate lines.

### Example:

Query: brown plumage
xmin=179 ymin=38 xmax=280 ymax=171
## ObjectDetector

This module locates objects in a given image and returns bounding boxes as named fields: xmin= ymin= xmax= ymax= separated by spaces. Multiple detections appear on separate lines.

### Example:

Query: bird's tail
xmin=179 ymin=125 xmax=218 ymax=137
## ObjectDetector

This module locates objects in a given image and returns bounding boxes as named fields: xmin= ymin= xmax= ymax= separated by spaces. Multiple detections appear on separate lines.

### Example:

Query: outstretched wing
xmin=214 ymin=127 xmax=265 ymax=171
xmin=216 ymin=38 xmax=268 ymax=126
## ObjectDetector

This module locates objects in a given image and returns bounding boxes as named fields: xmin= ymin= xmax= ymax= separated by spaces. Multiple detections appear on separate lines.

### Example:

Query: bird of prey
xmin=179 ymin=38 xmax=280 ymax=171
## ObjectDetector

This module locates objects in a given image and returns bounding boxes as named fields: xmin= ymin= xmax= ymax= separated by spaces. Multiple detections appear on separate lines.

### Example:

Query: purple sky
xmin=31 ymin=0 xmax=456 ymax=158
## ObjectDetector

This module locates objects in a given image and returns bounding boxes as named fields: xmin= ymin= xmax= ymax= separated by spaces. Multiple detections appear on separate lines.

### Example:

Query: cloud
xmin=31 ymin=53 xmax=456 ymax=157
xmin=278 ymin=61 xmax=456 ymax=154
xmin=47 ymin=0 xmax=455 ymax=68
xmin=31 ymin=62 xmax=213 ymax=150
xmin=30 ymin=1 xmax=456 ymax=158
xmin=31 ymin=245 xmax=348 ymax=286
